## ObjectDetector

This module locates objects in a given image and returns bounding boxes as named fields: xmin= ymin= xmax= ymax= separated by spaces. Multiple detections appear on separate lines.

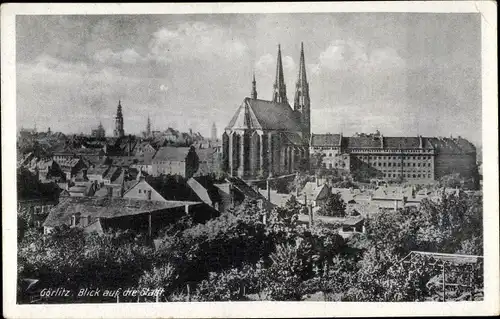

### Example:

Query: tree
xmin=317 ymin=192 xmax=346 ymax=217
xmin=138 ymin=264 xmax=178 ymax=302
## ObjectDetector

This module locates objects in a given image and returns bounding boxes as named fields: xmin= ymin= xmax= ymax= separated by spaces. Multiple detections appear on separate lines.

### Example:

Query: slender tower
xmin=114 ymin=100 xmax=125 ymax=138
xmin=294 ymin=42 xmax=311 ymax=143
xmin=251 ymin=72 xmax=258 ymax=99
xmin=272 ymin=44 xmax=288 ymax=104
xmin=211 ymin=122 xmax=218 ymax=141
xmin=146 ymin=115 xmax=151 ymax=137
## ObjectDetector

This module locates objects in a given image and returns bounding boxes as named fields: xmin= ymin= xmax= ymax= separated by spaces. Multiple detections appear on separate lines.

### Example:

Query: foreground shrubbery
xmin=18 ymin=190 xmax=483 ymax=302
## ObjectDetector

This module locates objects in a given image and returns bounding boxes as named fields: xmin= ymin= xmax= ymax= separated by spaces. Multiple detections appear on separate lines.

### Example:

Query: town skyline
xmin=16 ymin=13 xmax=481 ymax=145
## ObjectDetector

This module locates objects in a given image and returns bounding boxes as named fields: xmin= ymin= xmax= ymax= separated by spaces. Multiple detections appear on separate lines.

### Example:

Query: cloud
xmin=94 ymin=48 xmax=145 ymax=64
xmin=255 ymin=53 xmax=274 ymax=73
xmin=255 ymin=53 xmax=295 ymax=73
xmin=148 ymin=22 xmax=247 ymax=62
xmin=317 ymin=39 xmax=405 ymax=73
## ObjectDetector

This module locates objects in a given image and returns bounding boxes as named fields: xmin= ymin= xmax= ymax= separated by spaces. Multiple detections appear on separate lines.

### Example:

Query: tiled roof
xmin=226 ymin=176 xmax=267 ymax=201
xmin=427 ymin=137 xmax=476 ymax=154
xmin=300 ymin=182 xmax=329 ymax=201
xmin=58 ymin=158 xmax=82 ymax=168
xmin=226 ymin=98 xmax=302 ymax=132
xmin=86 ymin=165 xmax=110 ymax=176
xmin=103 ymin=166 xmax=120 ymax=180
xmin=195 ymin=147 xmax=217 ymax=162
xmin=153 ymin=147 xmax=190 ymax=162
xmin=343 ymin=136 xmax=381 ymax=149
xmin=310 ymin=134 xmax=342 ymax=147
xmin=43 ymin=196 xmax=201 ymax=227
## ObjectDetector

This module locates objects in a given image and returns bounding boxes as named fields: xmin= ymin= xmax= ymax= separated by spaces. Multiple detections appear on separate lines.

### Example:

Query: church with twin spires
xmin=223 ymin=43 xmax=311 ymax=179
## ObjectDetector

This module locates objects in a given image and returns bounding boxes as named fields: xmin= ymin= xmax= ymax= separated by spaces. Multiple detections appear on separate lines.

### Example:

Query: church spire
xmin=294 ymin=42 xmax=311 ymax=143
xmin=251 ymin=72 xmax=258 ymax=99
xmin=114 ymin=100 xmax=124 ymax=138
xmin=272 ymin=44 xmax=287 ymax=104
xmin=297 ymin=42 xmax=307 ymax=86
xmin=146 ymin=115 xmax=151 ymax=137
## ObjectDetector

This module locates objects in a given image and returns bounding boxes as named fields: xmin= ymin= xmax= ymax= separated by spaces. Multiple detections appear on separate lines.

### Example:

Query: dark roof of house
xmin=343 ymin=136 xmax=382 ymax=149
xmin=310 ymin=134 xmax=342 ymax=147
xmin=153 ymin=147 xmax=190 ymax=162
xmin=343 ymin=216 xmax=364 ymax=227
xmin=86 ymin=165 xmax=110 ymax=176
xmin=145 ymin=175 xmax=203 ymax=202
xmin=43 ymin=196 xmax=201 ymax=227
xmin=103 ymin=166 xmax=121 ymax=180
xmin=226 ymin=97 xmax=302 ymax=132
xmin=427 ymin=137 xmax=476 ymax=154
xmin=187 ymin=176 xmax=222 ymax=205
xmin=195 ymin=147 xmax=217 ymax=162
xmin=226 ymin=176 xmax=267 ymax=201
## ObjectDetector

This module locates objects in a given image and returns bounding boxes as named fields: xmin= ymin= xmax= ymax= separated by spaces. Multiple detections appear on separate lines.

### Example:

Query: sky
xmin=16 ymin=13 xmax=481 ymax=145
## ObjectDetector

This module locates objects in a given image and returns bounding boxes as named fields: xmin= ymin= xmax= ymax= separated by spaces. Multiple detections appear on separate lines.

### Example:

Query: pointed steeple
xmin=251 ymin=72 xmax=258 ymax=99
xmin=297 ymin=42 xmax=308 ymax=86
xmin=294 ymin=42 xmax=311 ymax=143
xmin=146 ymin=115 xmax=151 ymax=137
xmin=272 ymin=44 xmax=288 ymax=104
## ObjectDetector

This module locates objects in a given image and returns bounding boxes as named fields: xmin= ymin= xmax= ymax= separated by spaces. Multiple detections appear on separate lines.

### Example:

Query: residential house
xmin=86 ymin=165 xmax=111 ymax=184
xmin=297 ymin=182 xmax=331 ymax=208
xmin=151 ymin=146 xmax=199 ymax=178
xmin=57 ymin=158 xmax=87 ymax=181
xmin=214 ymin=176 xmax=275 ymax=213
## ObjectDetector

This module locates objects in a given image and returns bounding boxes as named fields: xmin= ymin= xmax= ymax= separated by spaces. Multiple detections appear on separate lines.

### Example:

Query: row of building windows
xmin=359 ymin=155 xmax=433 ymax=160
xmin=373 ymin=162 xmax=432 ymax=167
xmin=349 ymin=149 xmax=433 ymax=153
xmin=384 ymin=173 xmax=432 ymax=178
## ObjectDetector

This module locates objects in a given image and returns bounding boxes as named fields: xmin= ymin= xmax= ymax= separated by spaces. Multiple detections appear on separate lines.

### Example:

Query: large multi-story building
xmin=310 ymin=132 xmax=478 ymax=184
xmin=222 ymin=43 xmax=311 ymax=179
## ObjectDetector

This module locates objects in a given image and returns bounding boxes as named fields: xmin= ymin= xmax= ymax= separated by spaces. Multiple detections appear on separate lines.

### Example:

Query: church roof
xmin=226 ymin=97 xmax=302 ymax=132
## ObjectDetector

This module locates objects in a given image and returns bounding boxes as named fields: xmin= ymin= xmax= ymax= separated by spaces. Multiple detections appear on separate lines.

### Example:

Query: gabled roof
xmin=153 ymin=147 xmax=191 ymax=162
xmin=145 ymin=175 xmax=203 ymax=202
xmin=43 ymin=196 xmax=201 ymax=227
xmin=300 ymin=182 xmax=329 ymax=201
xmin=226 ymin=98 xmax=302 ymax=132
xmin=343 ymin=136 xmax=381 ymax=149
xmin=225 ymin=176 xmax=267 ymax=201
xmin=103 ymin=166 xmax=120 ymax=180
xmin=86 ymin=165 xmax=110 ymax=176
xmin=187 ymin=176 xmax=222 ymax=206
xmin=311 ymin=134 xmax=342 ymax=147
xmin=427 ymin=137 xmax=476 ymax=154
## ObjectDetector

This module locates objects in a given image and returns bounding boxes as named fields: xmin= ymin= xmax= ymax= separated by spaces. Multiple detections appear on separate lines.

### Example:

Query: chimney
xmin=308 ymin=204 xmax=313 ymax=228
xmin=185 ymin=204 xmax=189 ymax=215
xmin=419 ymin=135 xmax=423 ymax=149
xmin=267 ymin=179 xmax=271 ymax=201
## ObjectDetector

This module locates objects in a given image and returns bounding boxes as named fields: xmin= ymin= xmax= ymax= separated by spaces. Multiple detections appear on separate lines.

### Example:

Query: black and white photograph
xmin=2 ymin=2 xmax=498 ymax=318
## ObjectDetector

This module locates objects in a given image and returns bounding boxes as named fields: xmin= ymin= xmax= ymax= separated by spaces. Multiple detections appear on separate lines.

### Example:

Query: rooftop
xmin=43 ymin=196 xmax=202 ymax=227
